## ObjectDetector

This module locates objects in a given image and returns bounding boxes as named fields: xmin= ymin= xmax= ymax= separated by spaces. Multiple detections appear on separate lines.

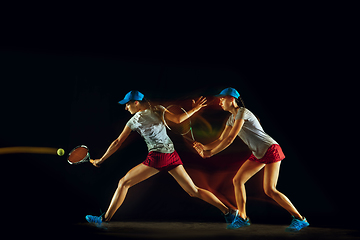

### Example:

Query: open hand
xmin=192 ymin=96 xmax=207 ymax=112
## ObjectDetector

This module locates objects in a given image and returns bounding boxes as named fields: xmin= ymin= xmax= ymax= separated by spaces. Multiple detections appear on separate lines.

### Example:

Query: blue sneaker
xmin=226 ymin=214 xmax=250 ymax=229
xmin=224 ymin=210 xmax=238 ymax=223
xmin=285 ymin=216 xmax=309 ymax=232
xmin=85 ymin=214 xmax=103 ymax=227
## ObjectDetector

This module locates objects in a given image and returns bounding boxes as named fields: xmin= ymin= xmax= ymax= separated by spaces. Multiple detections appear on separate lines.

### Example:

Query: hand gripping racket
xmin=67 ymin=145 xmax=91 ymax=165
xmin=162 ymin=105 xmax=195 ymax=142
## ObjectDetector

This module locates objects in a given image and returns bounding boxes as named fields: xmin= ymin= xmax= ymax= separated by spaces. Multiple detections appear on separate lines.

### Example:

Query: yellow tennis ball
xmin=57 ymin=148 xmax=65 ymax=156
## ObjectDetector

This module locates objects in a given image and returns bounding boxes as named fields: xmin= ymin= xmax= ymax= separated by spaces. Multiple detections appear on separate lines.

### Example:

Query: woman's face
xmin=219 ymin=97 xmax=233 ymax=111
xmin=125 ymin=101 xmax=139 ymax=114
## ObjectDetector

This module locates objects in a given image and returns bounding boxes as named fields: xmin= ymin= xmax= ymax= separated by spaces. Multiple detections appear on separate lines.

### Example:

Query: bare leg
xmin=168 ymin=165 xmax=229 ymax=214
xmin=232 ymin=160 xmax=265 ymax=219
xmin=104 ymin=164 xmax=159 ymax=221
xmin=263 ymin=162 xmax=303 ymax=219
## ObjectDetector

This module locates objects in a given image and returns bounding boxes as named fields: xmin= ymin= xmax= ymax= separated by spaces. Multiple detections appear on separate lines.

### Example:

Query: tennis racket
xmin=67 ymin=145 xmax=91 ymax=165
xmin=162 ymin=105 xmax=195 ymax=142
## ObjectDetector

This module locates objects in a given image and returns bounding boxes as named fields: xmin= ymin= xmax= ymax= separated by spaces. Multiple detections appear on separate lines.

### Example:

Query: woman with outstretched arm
xmin=85 ymin=90 xmax=237 ymax=226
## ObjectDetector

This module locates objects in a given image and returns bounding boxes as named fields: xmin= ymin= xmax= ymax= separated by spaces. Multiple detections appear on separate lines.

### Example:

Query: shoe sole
xmin=226 ymin=224 xmax=251 ymax=230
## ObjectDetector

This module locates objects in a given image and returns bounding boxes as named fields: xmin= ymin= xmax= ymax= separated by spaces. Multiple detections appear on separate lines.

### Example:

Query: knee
xmin=187 ymin=186 xmax=200 ymax=198
xmin=264 ymin=186 xmax=278 ymax=198
xmin=118 ymin=177 xmax=131 ymax=189
xmin=233 ymin=176 xmax=244 ymax=186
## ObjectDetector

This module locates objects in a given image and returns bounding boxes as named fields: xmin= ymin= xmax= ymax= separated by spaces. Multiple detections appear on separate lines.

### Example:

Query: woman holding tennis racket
xmin=85 ymin=90 xmax=237 ymax=226
xmin=193 ymin=87 xmax=309 ymax=232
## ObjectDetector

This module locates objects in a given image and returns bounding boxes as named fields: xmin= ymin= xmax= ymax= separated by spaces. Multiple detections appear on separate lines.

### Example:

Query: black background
xmin=1 ymin=2 xmax=357 ymax=234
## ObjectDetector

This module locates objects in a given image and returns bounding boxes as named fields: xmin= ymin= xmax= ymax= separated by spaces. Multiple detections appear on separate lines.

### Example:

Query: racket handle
xmin=183 ymin=135 xmax=194 ymax=142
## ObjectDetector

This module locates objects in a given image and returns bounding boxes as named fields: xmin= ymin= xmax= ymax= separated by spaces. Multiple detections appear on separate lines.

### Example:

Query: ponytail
xmin=237 ymin=96 xmax=245 ymax=108
xmin=236 ymin=96 xmax=260 ymax=122
xmin=143 ymin=98 xmax=162 ymax=118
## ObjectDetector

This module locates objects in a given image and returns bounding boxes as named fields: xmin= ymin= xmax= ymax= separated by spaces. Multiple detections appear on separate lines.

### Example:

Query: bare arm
xmin=210 ymin=118 xmax=244 ymax=156
xmin=200 ymin=125 xmax=232 ymax=150
xmin=165 ymin=97 xmax=207 ymax=124
xmin=90 ymin=125 xmax=132 ymax=167
xmin=194 ymin=119 xmax=245 ymax=158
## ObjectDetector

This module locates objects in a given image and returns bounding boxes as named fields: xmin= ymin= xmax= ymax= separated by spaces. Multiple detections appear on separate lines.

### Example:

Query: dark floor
xmin=65 ymin=222 xmax=359 ymax=240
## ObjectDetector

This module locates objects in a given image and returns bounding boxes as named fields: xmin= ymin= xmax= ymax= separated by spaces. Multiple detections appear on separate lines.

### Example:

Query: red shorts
xmin=248 ymin=144 xmax=285 ymax=164
xmin=142 ymin=151 xmax=183 ymax=172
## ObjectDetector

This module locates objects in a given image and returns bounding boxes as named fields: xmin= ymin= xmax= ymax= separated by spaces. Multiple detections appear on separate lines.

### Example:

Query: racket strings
xmin=68 ymin=147 xmax=89 ymax=163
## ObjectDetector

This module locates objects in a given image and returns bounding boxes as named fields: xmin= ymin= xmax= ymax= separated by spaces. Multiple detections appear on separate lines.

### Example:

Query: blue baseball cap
xmin=118 ymin=90 xmax=144 ymax=104
xmin=215 ymin=87 xmax=240 ymax=99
